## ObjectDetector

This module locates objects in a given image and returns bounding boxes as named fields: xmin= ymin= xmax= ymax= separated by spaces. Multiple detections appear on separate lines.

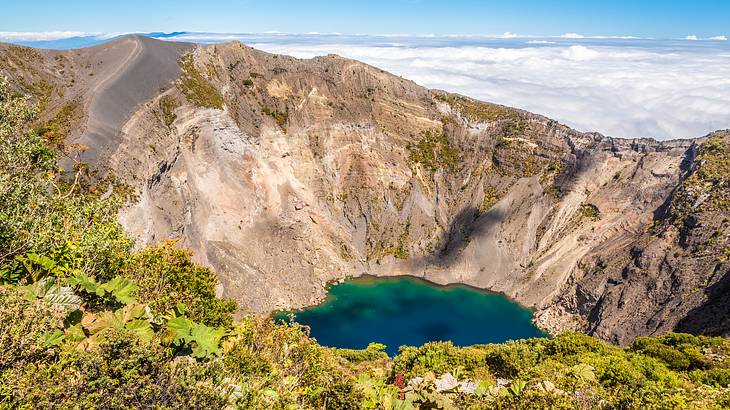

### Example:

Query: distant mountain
xmin=0 ymin=35 xmax=727 ymax=343
xmin=8 ymin=32 xmax=192 ymax=50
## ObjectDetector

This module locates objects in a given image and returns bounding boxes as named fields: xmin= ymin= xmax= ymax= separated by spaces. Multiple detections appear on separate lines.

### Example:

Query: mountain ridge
xmin=1 ymin=35 xmax=727 ymax=344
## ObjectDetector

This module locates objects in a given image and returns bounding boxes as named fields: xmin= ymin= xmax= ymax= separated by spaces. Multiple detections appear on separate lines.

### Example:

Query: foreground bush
xmin=121 ymin=242 xmax=237 ymax=327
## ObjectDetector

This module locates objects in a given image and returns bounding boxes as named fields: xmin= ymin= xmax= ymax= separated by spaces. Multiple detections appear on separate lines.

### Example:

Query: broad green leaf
xmin=117 ymin=304 xmax=147 ymax=322
xmin=392 ymin=398 xmax=417 ymax=410
xmin=42 ymin=329 xmax=65 ymax=347
xmin=19 ymin=277 xmax=81 ymax=310
xmin=167 ymin=315 xmax=195 ymax=344
xmin=165 ymin=314 xmax=227 ymax=358
xmin=43 ymin=286 xmax=82 ymax=310
xmin=67 ymin=272 xmax=99 ymax=293
xmin=188 ymin=323 xmax=227 ymax=358
xmin=26 ymin=253 xmax=57 ymax=271
xmin=97 ymin=276 xmax=138 ymax=304
xmin=472 ymin=379 xmax=493 ymax=396
xmin=508 ymin=380 xmax=527 ymax=397
xmin=570 ymin=363 xmax=597 ymax=381
xmin=81 ymin=304 xmax=147 ymax=335
xmin=18 ymin=253 xmax=57 ymax=281
xmin=125 ymin=319 xmax=155 ymax=342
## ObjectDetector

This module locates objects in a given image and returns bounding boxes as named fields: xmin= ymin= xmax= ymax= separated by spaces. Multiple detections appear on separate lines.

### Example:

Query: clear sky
xmin=1 ymin=0 xmax=728 ymax=38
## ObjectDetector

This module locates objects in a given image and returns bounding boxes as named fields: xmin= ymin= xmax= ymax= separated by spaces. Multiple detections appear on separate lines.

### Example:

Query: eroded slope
xmin=2 ymin=37 xmax=727 ymax=343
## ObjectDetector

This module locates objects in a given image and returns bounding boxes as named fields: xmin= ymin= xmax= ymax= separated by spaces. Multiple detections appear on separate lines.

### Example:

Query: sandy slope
xmin=78 ymin=35 xmax=192 ymax=163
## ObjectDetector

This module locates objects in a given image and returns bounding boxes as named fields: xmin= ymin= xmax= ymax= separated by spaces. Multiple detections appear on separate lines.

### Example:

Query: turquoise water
xmin=277 ymin=276 xmax=545 ymax=356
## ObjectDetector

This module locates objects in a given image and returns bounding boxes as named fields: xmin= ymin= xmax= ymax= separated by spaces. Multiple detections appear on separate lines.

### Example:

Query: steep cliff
xmin=1 ymin=35 xmax=727 ymax=343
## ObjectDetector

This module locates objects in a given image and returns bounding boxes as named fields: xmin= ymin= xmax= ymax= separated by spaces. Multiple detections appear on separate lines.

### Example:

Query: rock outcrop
xmin=2 ymin=36 xmax=727 ymax=343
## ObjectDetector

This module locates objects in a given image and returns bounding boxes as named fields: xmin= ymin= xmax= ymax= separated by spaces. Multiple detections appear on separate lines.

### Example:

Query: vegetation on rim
xmin=408 ymin=130 xmax=461 ymax=173
xmin=668 ymin=133 xmax=730 ymax=225
xmin=178 ymin=54 xmax=225 ymax=110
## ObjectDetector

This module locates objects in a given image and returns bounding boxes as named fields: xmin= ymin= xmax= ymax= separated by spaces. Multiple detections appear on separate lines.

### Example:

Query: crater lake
xmin=276 ymin=276 xmax=546 ymax=356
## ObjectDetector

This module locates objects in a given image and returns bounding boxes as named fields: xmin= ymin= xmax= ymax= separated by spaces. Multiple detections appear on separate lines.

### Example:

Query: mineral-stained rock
xmin=2 ymin=35 xmax=727 ymax=344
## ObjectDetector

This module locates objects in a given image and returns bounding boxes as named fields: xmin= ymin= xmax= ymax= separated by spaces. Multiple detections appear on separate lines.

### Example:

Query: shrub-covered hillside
xmin=1 ymin=79 xmax=729 ymax=409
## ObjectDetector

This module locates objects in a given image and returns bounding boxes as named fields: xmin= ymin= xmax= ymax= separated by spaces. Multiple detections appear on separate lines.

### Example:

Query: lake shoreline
xmin=276 ymin=275 xmax=547 ymax=356
xmin=277 ymin=271 xmax=553 ymax=337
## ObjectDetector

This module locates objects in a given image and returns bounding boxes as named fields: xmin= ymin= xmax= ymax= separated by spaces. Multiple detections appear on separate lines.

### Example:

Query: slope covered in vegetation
xmin=1 ymin=79 xmax=730 ymax=409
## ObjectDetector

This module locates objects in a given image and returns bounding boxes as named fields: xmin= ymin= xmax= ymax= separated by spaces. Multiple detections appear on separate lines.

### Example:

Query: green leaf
xmin=125 ymin=319 xmax=155 ymax=343
xmin=19 ymin=277 xmax=81 ymax=310
xmin=0 ymin=261 xmax=22 ymax=285
xmin=43 ymin=287 xmax=83 ymax=310
xmin=81 ymin=304 xmax=147 ymax=335
xmin=508 ymin=380 xmax=527 ymax=397
xmin=570 ymin=363 xmax=597 ymax=382
xmin=27 ymin=253 xmax=57 ymax=271
xmin=97 ymin=276 xmax=138 ymax=304
xmin=67 ymin=272 xmax=99 ymax=293
xmin=19 ymin=253 xmax=57 ymax=281
xmin=188 ymin=323 xmax=227 ymax=358
xmin=167 ymin=315 xmax=195 ymax=344
xmin=472 ymin=379 xmax=493 ymax=397
xmin=42 ymin=329 xmax=65 ymax=347
xmin=165 ymin=314 xmax=226 ymax=358
xmin=64 ymin=323 xmax=87 ymax=343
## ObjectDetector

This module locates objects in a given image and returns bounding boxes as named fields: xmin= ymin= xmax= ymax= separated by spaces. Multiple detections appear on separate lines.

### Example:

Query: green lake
xmin=277 ymin=276 xmax=546 ymax=356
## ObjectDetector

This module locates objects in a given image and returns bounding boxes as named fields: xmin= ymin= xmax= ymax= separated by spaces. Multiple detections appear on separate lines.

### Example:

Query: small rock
xmin=459 ymin=381 xmax=478 ymax=394
xmin=434 ymin=373 xmax=459 ymax=392
xmin=496 ymin=378 xmax=511 ymax=387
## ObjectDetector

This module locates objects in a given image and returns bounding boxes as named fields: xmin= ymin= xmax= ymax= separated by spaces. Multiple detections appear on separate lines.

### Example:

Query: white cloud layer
xmin=3 ymin=32 xmax=729 ymax=140
xmin=0 ymin=31 xmax=92 ymax=41
xmin=245 ymin=39 xmax=730 ymax=140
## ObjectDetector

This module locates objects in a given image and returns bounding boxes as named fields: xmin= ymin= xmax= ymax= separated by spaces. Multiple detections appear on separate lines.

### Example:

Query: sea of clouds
xmin=3 ymin=32 xmax=729 ymax=140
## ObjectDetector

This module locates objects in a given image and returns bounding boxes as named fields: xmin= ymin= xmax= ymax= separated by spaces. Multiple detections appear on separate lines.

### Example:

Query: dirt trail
xmin=78 ymin=35 xmax=192 ymax=164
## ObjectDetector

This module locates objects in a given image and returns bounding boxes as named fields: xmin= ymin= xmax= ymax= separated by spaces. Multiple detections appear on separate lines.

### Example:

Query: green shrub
xmin=159 ymin=95 xmax=178 ymax=127
xmin=178 ymin=54 xmax=224 ymax=109
xmin=633 ymin=338 xmax=692 ymax=370
xmin=694 ymin=368 xmax=730 ymax=387
xmin=544 ymin=332 xmax=609 ymax=359
xmin=221 ymin=317 xmax=362 ymax=408
xmin=0 ymin=287 xmax=67 ymax=372
xmin=632 ymin=334 xmax=712 ymax=371
xmin=408 ymin=131 xmax=461 ymax=173
xmin=0 ymin=77 xmax=132 ymax=284
xmin=1 ymin=328 xmax=228 ymax=409
xmin=261 ymin=106 xmax=288 ymax=128
xmin=486 ymin=340 xmax=543 ymax=378
xmin=579 ymin=203 xmax=601 ymax=221
xmin=393 ymin=341 xmax=490 ymax=380
xmin=121 ymin=241 xmax=237 ymax=327
xmin=333 ymin=342 xmax=389 ymax=363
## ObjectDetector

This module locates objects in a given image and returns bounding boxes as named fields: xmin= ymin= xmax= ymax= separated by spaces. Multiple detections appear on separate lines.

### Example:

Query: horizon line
xmin=0 ymin=30 xmax=727 ymax=43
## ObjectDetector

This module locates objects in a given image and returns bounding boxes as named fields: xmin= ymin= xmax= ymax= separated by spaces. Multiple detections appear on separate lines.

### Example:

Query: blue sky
xmin=1 ymin=0 xmax=728 ymax=38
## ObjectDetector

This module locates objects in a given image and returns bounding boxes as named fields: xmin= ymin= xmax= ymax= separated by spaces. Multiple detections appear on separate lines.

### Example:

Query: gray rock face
xmin=1 ymin=37 xmax=727 ymax=343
